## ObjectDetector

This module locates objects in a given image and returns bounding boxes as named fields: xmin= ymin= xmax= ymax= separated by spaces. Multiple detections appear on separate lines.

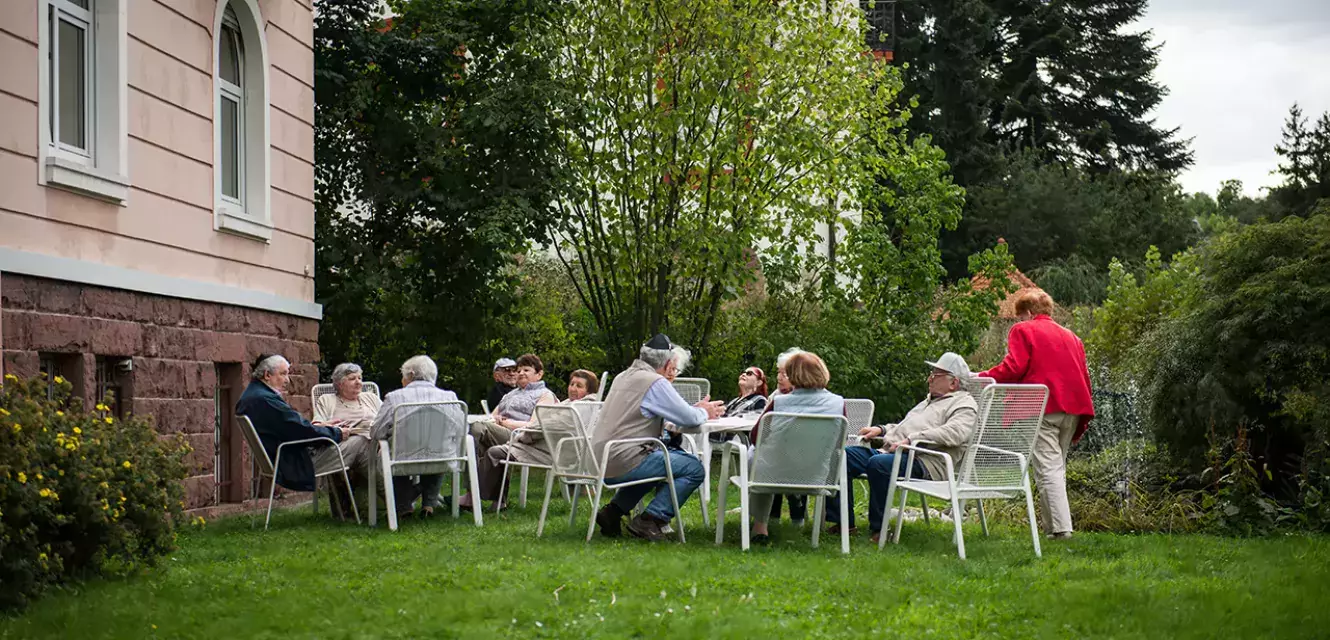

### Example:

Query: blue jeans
xmin=606 ymin=450 xmax=705 ymax=521
xmin=826 ymin=446 xmax=928 ymax=532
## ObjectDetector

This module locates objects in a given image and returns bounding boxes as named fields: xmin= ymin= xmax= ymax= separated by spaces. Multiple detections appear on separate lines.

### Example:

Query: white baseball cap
xmin=493 ymin=358 xmax=517 ymax=371
xmin=925 ymin=352 xmax=971 ymax=380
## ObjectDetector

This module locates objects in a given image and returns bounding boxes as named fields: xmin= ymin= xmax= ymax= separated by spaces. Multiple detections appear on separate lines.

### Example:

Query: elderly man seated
xmin=593 ymin=334 xmax=724 ymax=541
xmin=825 ymin=352 xmax=979 ymax=542
xmin=236 ymin=354 xmax=371 ymax=517
xmin=371 ymin=355 xmax=463 ymax=519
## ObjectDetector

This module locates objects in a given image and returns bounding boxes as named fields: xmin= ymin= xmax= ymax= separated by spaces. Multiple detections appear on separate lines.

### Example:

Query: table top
xmin=674 ymin=415 xmax=758 ymax=434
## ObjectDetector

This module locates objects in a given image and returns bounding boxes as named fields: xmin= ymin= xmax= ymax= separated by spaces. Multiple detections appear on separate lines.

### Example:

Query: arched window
xmin=213 ymin=0 xmax=271 ymax=241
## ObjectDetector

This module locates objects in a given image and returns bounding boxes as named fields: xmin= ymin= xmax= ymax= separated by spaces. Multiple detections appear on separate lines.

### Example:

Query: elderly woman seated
xmin=746 ymin=351 xmax=844 ymax=545
xmin=564 ymin=369 xmax=601 ymax=403
xmin=315 ymin=362 xmax=382 ymax=429
xmin=486 ymin=369 xmax=602 ymax=489
xmin=461 ymin=353 xmax=559 ymax=509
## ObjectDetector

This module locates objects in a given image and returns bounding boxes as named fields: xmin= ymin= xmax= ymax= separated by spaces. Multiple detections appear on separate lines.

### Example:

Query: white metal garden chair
xmin=715 ymin=412 xmax=851 ymax=553
xmin=880 ymin=383 xmax=1048 ymax=559
xmin=843 ymin=398 xmax=875 ymax=446
xmin=368 ymin=400 xmax=483 ymax=531
xmin=496 ymin=401 xmax=602 ymax=512
xmin=535 ymin=404 xmax=686 ymax=543
xmin=311 ymin=381 xmax=381 ymax=404
xmin=674 ymin=377 xmax=711 ymax=399
xmin=905 ymin=377 xmax=995 ymax=524
xmin=235 ymin=415 xmax=361 ymax=530
xmin=599 ymin=371 xmax=610 ymax=400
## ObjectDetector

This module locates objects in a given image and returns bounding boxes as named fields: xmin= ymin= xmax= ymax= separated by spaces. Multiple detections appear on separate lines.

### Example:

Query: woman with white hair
xmin=314 ymin=363 xmax=382 ymax=428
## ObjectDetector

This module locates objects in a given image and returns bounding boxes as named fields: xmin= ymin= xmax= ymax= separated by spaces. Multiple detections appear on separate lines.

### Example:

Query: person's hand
xmin=697 ymin=400 xmax=725 ymax=420
xmin=887 ymin=438 xmax=910 ymax=453
xmin=858 ymin=425 xmax=883 ymax=437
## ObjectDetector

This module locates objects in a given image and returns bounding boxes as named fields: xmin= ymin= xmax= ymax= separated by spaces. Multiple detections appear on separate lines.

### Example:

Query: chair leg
xmin=880 ymin=477 xmax=897 ymax=550
xmin=452 ymin=471 xmax=461 ymax=520
xmin=537 ymin=471 xmax=556 ymax=538
xmin=839 ymin=473 xmax=851 ymax=555
xmin=496 ymin=462 xmax=512 ymax=514
xmin=339 ymin=467 xmax=362 ymax=525
xmin=920 ymin=493 xmax=930 ymax=524
xmin=465 ymin=435 xmax=484 ymax=527
xmin=950 ymin=491 xmax=967 ymax=560
xmin=715 ymin=447 xmax=732 ymax=545
xmin=380 ymin=446 xmax=398 ymax=532
xmin=585 ymin=484 xmax=604 ymax=543
xmin=699 ymin=436 xmax=712 ymax=529
xmin=369 ymin=453 xmax=378 ymax=527
xmin=569 ymin=480 xmax=581 ymax=527
xmin=665 ymin=468 xmax=685 ymax=544
xmin=737 ymin=460 xmax=750 ymax=551
xmin=978 ymin=499 xmax=989 ymax=537
xmin=890 ymin=486 xmax=909 ymax=546
xmin=810 ymin=495 xmax=822 ymax=549
xmin=264 ymin=475 xmax=278 ymax=531
xmin=312 ymin=478 xmax=319 ymax=516
xmin=520 ymin=467 xmax=530 ymax=508
xmin=1025 ymin=476 xmax=1042 ymax=558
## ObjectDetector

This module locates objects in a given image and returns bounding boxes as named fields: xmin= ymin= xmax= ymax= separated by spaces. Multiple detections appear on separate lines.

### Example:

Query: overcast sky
xmin=1140 ymin=0 xmax=1330 ymax=196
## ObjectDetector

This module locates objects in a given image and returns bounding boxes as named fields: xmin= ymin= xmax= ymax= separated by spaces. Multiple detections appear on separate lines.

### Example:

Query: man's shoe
xmin=626 ymin=514 xmax=667 ymax=542
xmin=826 ymin=523 xmax=857 ymax=536
xmin=1047 ymin=531 xmax=1073 ymax=540
xmin=595 ymin=505 xmax=624 ymax=538
xmin=752 ymin=533 xmax=771 ymax=546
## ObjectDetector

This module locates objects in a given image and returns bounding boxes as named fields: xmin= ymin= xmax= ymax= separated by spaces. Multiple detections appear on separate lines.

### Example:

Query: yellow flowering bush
xmin=1 ymin=374 xmax=189 ymax=610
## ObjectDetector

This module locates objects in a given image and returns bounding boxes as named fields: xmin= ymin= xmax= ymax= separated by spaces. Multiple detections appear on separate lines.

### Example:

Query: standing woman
xmin=976 ymin=289 xmax=1094 ymax=540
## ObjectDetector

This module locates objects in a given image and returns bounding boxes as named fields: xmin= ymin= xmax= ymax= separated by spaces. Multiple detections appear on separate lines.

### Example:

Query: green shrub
xmin=0 ymin=374 xmax=190 ymax=610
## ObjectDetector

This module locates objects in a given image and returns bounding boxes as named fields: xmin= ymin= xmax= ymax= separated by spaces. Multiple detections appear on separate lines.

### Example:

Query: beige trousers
xmin=1033 ymin=413 xmax=1079 ymax=535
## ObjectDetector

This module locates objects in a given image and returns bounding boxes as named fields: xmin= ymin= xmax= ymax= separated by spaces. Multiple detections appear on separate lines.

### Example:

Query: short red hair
xmin=1014 ymin=289 xmax=1055 ymax=317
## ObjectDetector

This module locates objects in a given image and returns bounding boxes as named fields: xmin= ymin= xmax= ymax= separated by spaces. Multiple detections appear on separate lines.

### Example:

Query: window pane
xmin=57 ymin=18 xmax=87 ymax=150
xmin=220 ymin=27 xmax=241 ymax=86
xmin=221 ymin=97 xmax=240 ymax=199
xmin=70 ymin=0 xmax=90 ymax=9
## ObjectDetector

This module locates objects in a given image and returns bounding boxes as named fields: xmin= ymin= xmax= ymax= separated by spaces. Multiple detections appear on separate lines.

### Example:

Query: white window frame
xmin=37 ymin=0 xmax=130 ymax=205
xmin=212 ymin=0 xmax=273 ymax=243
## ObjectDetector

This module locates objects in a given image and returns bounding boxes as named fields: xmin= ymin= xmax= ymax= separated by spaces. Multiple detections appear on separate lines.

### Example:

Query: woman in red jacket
xmin=977 ymin=289 xmax=1094 ymax=539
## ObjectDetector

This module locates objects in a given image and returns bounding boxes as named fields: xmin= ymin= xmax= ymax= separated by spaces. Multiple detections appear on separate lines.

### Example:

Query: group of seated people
xmin=236 ymin=335 xmax=980 ymax=544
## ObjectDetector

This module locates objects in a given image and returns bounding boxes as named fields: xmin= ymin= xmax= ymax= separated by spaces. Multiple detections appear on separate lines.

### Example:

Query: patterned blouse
xmin=723 ymin=393 xmax=767 ymax=417
xmin=495 ymin=381 xmax=554 ymax=422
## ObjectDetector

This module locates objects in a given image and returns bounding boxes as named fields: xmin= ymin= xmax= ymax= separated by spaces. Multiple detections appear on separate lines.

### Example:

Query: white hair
xmin=331 ymin=362 xmax=363 ymax=386
xmin=776 ymin=347 xmax=805 ymax=369
xmin=671 ymin=345 xmax=692 ymax=374
xmin=639 ymin=345 xmax=674 ymax=370
xmin=253 ymin=355 xmax=289 ymax=380
xmin=400 ymin=355 xmax=438 ymax=383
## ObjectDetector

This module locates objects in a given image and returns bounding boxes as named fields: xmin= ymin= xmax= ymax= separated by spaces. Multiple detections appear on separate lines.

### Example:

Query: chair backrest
xmin=599 ymin=371 xmax=610 ymax=401
xmin=961 ymin=376 xmax=996 ymax=418
xmin=311 ymin=382 xmax=382 ymax=405
xmin=389 ymin=400 xmax=469 ymax=475
xmin=674 ymin=377 xmax=710 ymax=398
xmin=536 ymin=404 xmax=599 ymax=480
xmin=570 ymin=399 xmax=603 ymax=432
xmin=957 ymin=384 xmax=1049 ymax=489
xmin=235 ymin=415 xmax=275 ymax=477
xmin=672 ymin=381 xmax=703 ymax=405
xmin=750 ymin=412 xmax=849 ymax=495
xmin=844 ymin=398 xmax=875 ymax=431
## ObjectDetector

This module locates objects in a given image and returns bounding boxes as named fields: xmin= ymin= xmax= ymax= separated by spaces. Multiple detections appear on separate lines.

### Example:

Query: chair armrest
xmin=893 ymin=443 xmax=955 ymax=478
xmin=971 ymin=443 xmax=1027 ymax=467
xmin=275 ymin=437 xmax=339 ymax=455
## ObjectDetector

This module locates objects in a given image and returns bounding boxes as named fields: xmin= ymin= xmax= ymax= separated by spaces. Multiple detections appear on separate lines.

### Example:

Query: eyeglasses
xmin=928 ymin=371 xmax=955 ymax=379
xmin=741 ymin=370 xmax=762 ymax=379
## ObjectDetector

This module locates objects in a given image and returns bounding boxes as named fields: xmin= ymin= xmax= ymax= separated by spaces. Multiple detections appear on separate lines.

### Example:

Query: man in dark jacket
xmin=237 ymin=354 xmax=368 ymax=494
xmin=487 ymin=358 xmax=518 ymax=410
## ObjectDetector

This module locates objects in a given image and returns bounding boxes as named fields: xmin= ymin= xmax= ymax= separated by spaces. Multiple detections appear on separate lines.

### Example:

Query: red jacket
xmin=977 ymin=315 xmax=1095 ymax=442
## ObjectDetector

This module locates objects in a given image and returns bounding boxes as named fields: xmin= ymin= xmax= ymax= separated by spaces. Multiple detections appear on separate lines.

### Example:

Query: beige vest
xmin=593 ymin=360 xmax=665 ymax=478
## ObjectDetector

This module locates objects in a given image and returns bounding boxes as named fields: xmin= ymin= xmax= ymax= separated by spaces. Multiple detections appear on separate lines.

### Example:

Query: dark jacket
xmin=487 ymin=381 xmax=516 ymax=411
xmin=236 ymin=380 xmax=342 ymax=492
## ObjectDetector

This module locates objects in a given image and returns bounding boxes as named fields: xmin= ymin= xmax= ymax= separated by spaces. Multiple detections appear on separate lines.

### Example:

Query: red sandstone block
xmin=182 ymin=301 xmax=219 ymax=331
xmin=195 ymin=331 xmax=248 ymax=363
xmin=28 ymin=314 xmax=93 ymax=352
xmin=246 ymin=312 xmax=282 ymax=337
xmin=2 ymin=310 xmax=31 ymax=346
xmin=2 ymin=350 xmax=39 ymax=378
xmin=0 ymin=277 xmax=37 ymax=310
xmin=184 ymin=475 xmax=215 ymax=510
xmin=183 ymin=433 xmax=215 ymax=476
xmin=35 ymin=280 xmax=83 ymax=314
xmin=295 ymin=318 xmax=320 ymax=343
xmin=82 ymin=288 xmax=139 ymax=321
xmin=152 ymin=326 xmax=197 ymax=360
xmin=217 ymin=307 xmax=246 ymax=333
xmin=88 ymin=319 xmax=144 ymax=357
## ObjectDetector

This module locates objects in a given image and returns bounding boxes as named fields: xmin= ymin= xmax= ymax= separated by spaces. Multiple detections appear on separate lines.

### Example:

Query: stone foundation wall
xmin=0 ymin=274 xmax=320 ymax=510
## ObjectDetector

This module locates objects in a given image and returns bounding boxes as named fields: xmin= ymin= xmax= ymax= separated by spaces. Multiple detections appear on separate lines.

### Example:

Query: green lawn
xmin=3 ymin=483 xmax=1329 ymax=639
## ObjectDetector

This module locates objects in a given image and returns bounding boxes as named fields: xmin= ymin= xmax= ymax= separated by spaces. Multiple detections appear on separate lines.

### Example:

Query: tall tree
xmin=314 ymin=0 xmax=563 ymax=391
xmin=1272 ymin=103 xmax=1330 ymax=218
xmin=535 ymin=0 xmax=926 ymax=365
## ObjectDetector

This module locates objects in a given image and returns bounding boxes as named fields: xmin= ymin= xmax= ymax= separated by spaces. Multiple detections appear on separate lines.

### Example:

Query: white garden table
xmin=670 ymin=415 xmax=758 ymax=527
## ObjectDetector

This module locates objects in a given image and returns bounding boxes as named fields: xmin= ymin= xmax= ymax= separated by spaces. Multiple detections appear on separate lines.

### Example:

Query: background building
xmin=0 ymin=0 xmax=318 ymax=511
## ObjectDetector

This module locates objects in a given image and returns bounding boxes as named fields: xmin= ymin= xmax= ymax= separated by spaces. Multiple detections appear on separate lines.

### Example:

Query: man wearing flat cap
xmin=488 ymin=357 xmax=518 ymax=410
xmin=825 ymin=352 xmax=979 ymax=542
xmin=591 ymin=334 xmax=724 ymax=541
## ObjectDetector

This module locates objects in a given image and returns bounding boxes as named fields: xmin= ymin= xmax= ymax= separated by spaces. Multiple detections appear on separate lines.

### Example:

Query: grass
xmin=3 ymin=479 xmax=1329 ymax=639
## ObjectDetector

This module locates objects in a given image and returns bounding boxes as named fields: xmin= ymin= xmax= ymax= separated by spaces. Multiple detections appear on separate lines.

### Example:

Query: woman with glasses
xmin=723 ymin=367 xmax=769 ymax=417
